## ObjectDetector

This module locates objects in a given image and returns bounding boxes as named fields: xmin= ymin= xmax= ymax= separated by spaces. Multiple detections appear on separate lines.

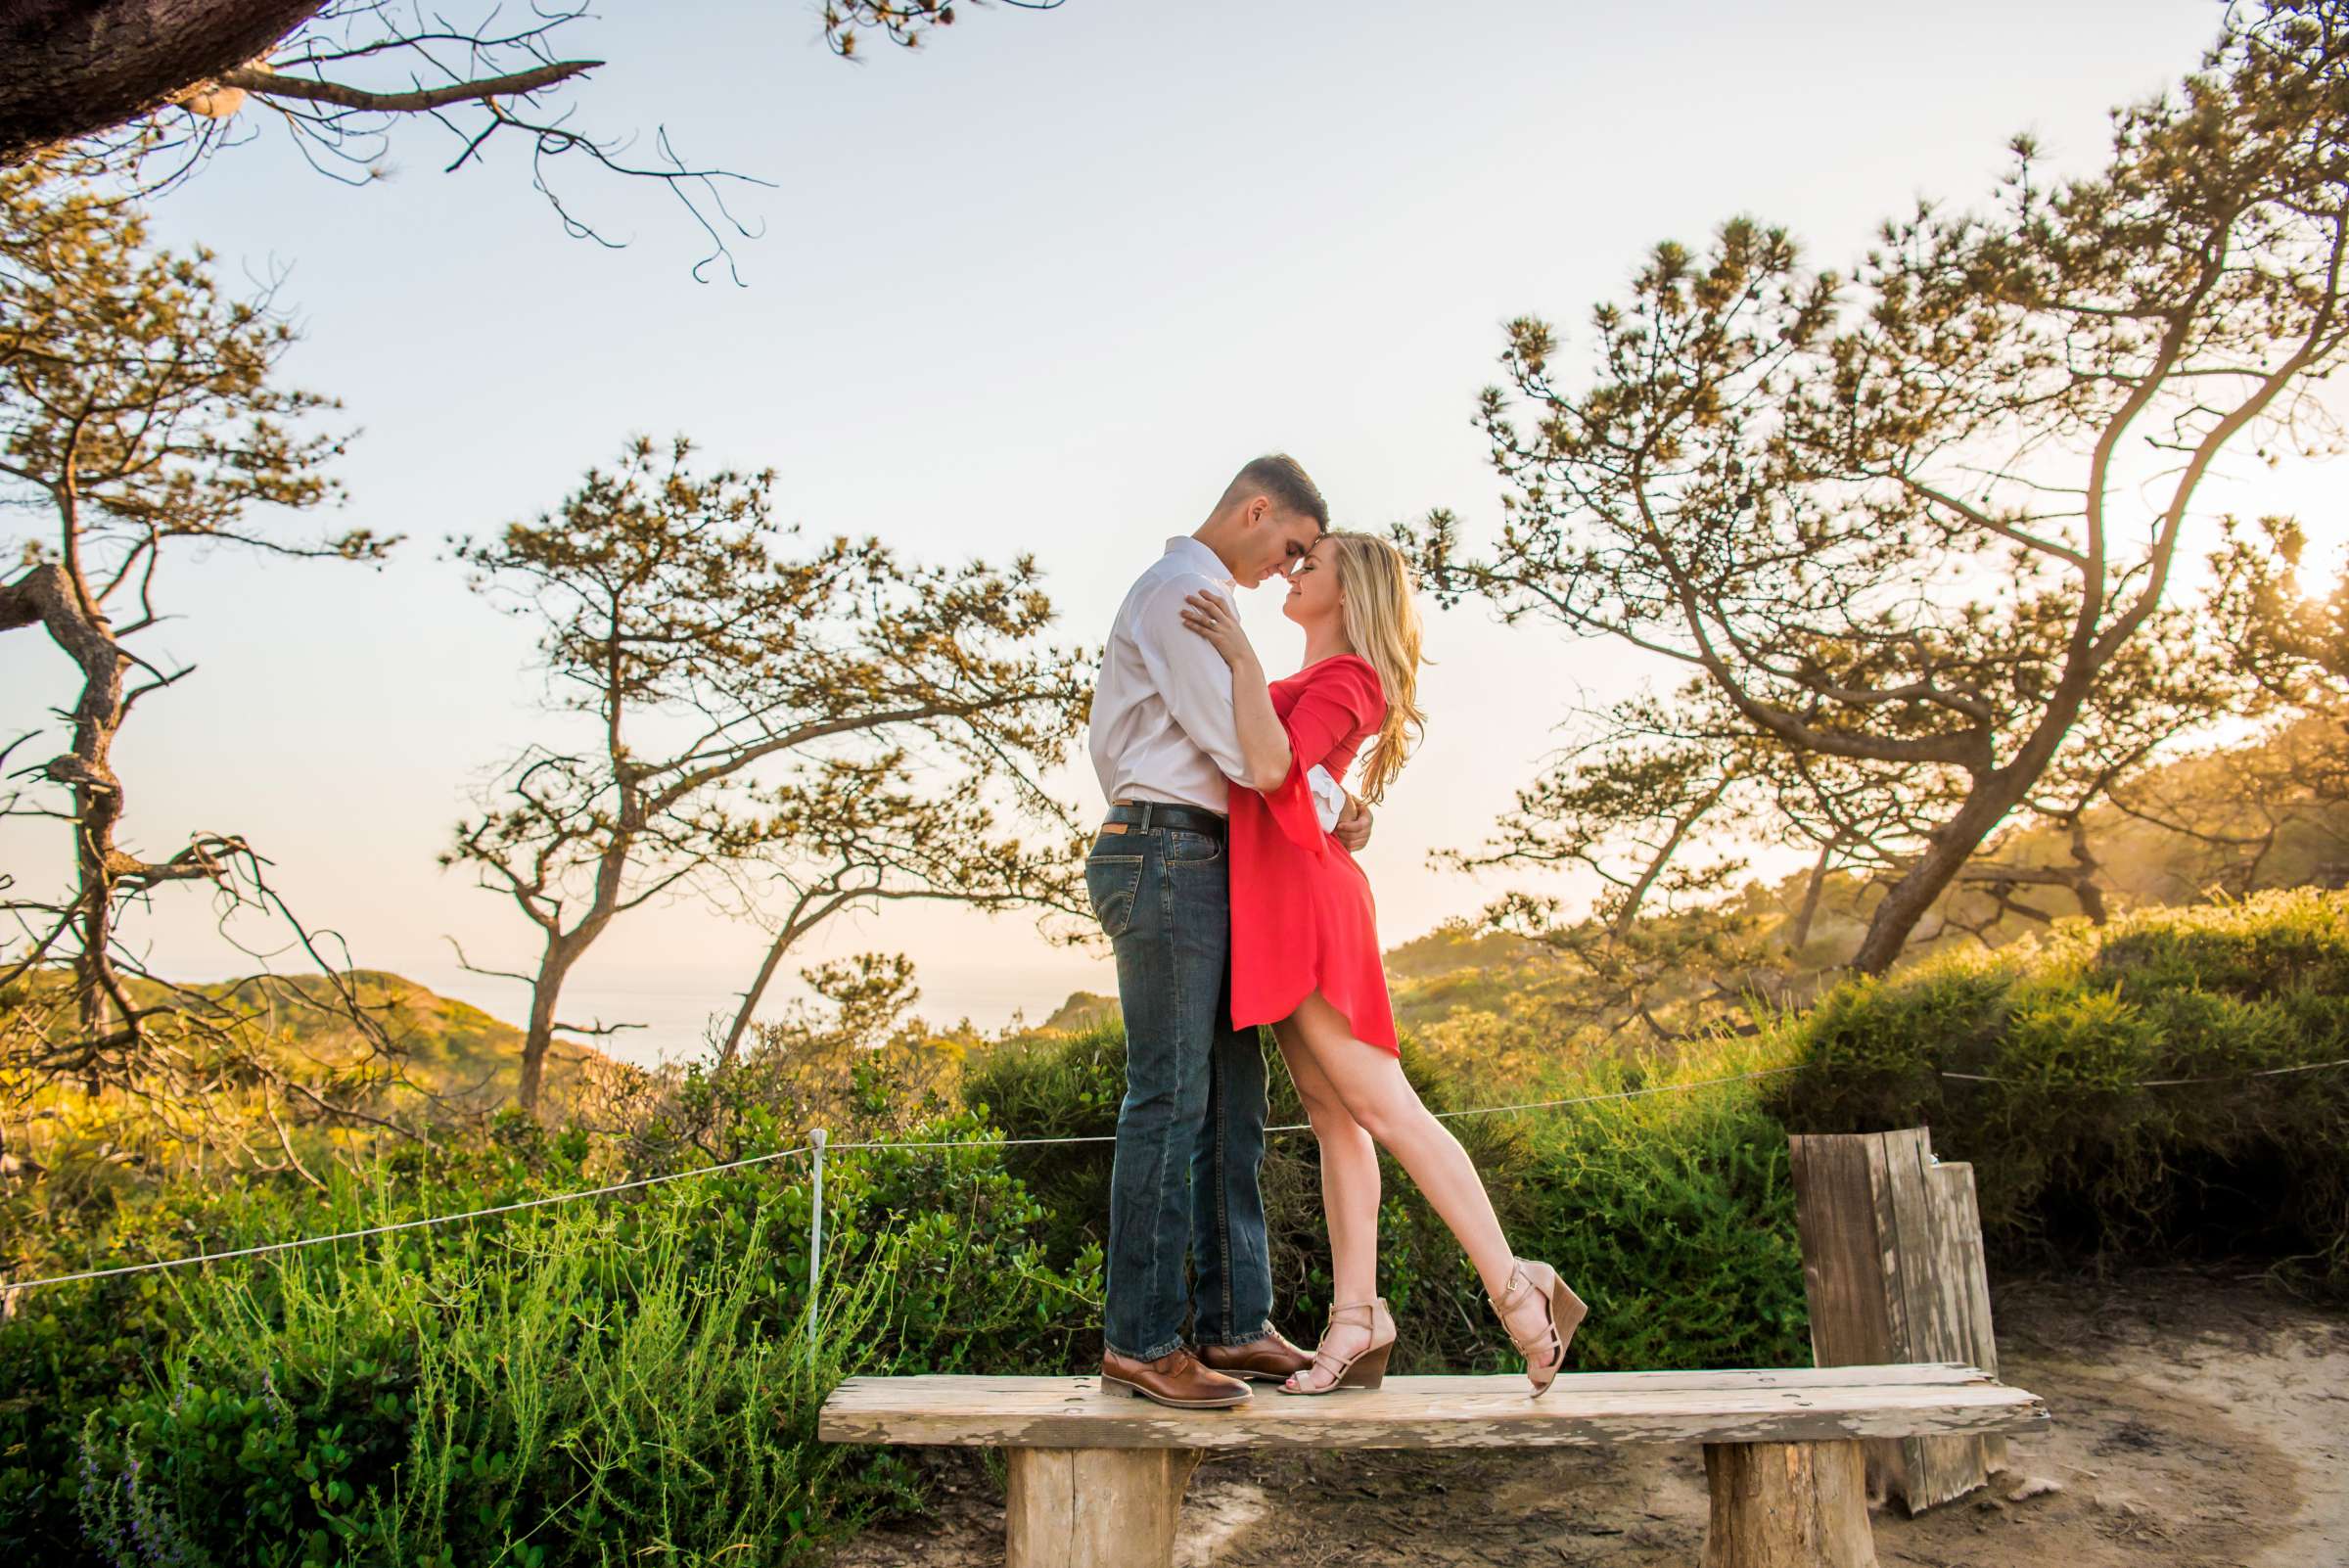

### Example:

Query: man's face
xmin=1238 ymin=500 xmax=1324 ymax=586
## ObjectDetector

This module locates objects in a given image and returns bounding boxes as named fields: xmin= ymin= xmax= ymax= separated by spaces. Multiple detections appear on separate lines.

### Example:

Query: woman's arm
xmin=1178 ymin=589 xmax=1293 ymax=791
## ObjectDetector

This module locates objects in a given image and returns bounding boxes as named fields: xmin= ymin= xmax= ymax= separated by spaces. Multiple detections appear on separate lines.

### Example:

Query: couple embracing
xmin=1083 ymin=453 xmax=1587 ymax=1409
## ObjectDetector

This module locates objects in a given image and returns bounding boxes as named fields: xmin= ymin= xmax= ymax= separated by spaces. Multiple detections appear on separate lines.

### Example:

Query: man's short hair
xmin=1221 ymin=453 xmax=1328 ymax=531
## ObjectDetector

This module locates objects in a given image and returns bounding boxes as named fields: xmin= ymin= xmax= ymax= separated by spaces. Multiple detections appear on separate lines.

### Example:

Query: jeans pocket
xmin=1164 ymin=827 xmax=1223 ymax=864
xmin=1085 ymin=853 xmax=1146 ymax=940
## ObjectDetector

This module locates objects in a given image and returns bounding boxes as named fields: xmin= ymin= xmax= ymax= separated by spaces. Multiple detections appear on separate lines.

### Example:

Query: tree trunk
xmin=517 ymin=935 xmax=585 ymax=1117
xmin=1789 ymin=837 xmax=1836 ymax=952
xmin=1849 ymin=662 xmax=2116 ymax=974
xmin=75 ymin=788 xmax=113 ymax=1040
xmin=2065 ymin=815 xmax=2108 ymax=924
xmin=72 ymin=623 xmax=126 ymax=1044
xmin=4 ymin=561 xmax=131 ymax=1054
xmin=1849 ymin=776 xmax=2032 ymax=975
xmin=0 ymin=0 xmax=325 ymax=161
xmin=717 ymin=926 xmax=795 ymax=1074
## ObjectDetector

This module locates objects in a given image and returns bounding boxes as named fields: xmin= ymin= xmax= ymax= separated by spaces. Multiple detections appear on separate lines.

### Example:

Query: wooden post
xmin=1922 ymin=1151 xmax=2006 ymax=1477
xmin=1702 ymin=1442 xmax=1879 ymax=1568
xmin=1788 ymin=1128 xmax=2005 ymax=1512
xmin=807 ymin=1127 xmax=827 ymax=1354
xmin=1004 ymin=1446 xmax=1202 ymax=1568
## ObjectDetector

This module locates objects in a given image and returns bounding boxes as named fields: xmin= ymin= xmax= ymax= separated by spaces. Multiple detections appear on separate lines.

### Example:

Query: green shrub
xmin=2 ymin=1108 xmax=1095 ymax=1566
xmin=72 ymin=1199 xmax=891 ymax=1568
xmin=1505 ymin=1058 xmax=1811 ymax=1371
xmin=0 ymin=1115 xmax=611 ymax=1561
xmin=962 ymin=1024 xmax=1811 ymax=1374
xmin=18 ymin=888 xmax=2345 ymax=1565
xmin=1773 ymin=889 xmax=2349 ymax=1288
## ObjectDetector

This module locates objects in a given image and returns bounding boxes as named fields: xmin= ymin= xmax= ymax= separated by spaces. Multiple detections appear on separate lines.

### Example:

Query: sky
xmin=4 ymin=0 xmax=2327 ymax=1065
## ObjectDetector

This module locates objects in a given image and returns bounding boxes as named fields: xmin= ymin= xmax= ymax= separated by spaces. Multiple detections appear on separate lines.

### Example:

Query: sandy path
xmin=824 ymin=1269 xmax=2348 ymax=1568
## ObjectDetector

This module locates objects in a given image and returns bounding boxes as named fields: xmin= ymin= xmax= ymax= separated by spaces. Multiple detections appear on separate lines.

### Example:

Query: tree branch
xmin=220 ymin=60 xmax=600 ymax=115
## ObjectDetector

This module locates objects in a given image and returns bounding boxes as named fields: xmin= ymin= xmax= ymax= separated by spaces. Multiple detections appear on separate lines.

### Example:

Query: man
xmin=1085 ymin=453 xmax=1375 ymax=1408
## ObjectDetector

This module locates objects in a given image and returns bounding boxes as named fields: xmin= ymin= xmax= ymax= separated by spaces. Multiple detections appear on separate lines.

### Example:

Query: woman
xmin=1177 ymin=530 xmax=1588 ymax=1398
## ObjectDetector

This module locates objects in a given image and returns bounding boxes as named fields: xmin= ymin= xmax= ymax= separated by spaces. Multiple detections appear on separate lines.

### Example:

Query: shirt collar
xmin=1164 ymin=534 xmax=1237 ymax=585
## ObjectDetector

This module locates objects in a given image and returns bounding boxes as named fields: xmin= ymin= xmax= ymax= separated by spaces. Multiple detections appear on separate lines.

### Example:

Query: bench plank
xmin=825 ymin=1361 xmax=1996 ymax=1407
xmin=818 ymin=1367 xmax=2049 ymax=1452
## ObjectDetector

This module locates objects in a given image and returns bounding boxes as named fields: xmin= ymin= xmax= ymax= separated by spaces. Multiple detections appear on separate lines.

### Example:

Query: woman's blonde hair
xmin=1325 ymin=530 xmax=1427 ymax=805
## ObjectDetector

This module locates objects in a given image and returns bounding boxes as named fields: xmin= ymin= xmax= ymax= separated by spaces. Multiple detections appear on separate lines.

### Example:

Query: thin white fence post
xmin=806 ymin=1127 xmax=828 ymax=1354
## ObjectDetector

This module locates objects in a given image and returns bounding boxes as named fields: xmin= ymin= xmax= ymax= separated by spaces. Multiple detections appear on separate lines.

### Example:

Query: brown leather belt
xmin=1104 ymin=800 xmax=1227 ymax=838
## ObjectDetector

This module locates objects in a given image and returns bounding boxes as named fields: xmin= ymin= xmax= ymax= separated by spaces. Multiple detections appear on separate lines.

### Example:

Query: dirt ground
xmin=823 ymin=1268 xmax=2349 ymax=1568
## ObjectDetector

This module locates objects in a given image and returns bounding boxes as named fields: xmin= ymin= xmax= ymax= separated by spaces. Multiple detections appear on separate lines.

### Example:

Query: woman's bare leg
xmin=1271 ymin=1014 xmax=1382 ymax=1391
xmin=1283 ymin=992 xmax=1556 ymax=1359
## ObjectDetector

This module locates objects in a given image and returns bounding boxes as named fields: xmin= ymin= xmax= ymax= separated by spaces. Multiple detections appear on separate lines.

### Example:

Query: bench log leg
xmin=1004 ymin=1446 xmax=1202 ymax=1568
xmin=1701 ymin=1441 xmax=1878 ymax=1568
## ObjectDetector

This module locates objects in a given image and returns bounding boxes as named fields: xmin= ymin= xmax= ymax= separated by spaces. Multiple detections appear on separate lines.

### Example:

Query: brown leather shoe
xmin=1196 ymin=1326 xmax=1314 ymax=1382
xmin=1100 ymin=1346 xmax=1252 ymax=1408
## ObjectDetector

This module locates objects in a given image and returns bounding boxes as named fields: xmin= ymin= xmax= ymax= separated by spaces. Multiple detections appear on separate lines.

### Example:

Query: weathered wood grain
xmin=1934 ymin=1161 xmax=2009 ymax=1475
xmin=816 ymin=1369 xmax=2050 ymax=1451
xmin=836 ymin=1363 xmax=1993 ymax=1401
xmin=1005 ymin=1447 xmax=1200 ymax=1568
xmin=1702 ymin=1441 xmax=1879 ymax=1568
xmin=1791 ymin=1131 xmax=1911 ymax=1500
xmin=1893 ymin=1136 xmax=1987 ymax=1510
xmin=1789 ymin=1133 xmax=1898 ymax=1369
xmin=1790 ymin=1128 xmax=2013 ymax=1512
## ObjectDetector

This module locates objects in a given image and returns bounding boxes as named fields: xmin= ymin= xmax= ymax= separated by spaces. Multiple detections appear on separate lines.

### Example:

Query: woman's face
xmin=1281 ymin=536 xmax=1343 ymax=627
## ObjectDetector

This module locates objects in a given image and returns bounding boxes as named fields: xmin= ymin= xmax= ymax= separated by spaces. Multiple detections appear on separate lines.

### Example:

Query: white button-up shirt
xmin=1088 ymin=536 xmax=1252 ymax=812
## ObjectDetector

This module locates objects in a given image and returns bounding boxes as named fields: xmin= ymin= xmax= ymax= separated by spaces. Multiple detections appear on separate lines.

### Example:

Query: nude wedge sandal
xmin=1277 ymin=1296 xmax=1396 ymax=1395
xmin=1488 ymin=1258 xmax=1587 ymax=1398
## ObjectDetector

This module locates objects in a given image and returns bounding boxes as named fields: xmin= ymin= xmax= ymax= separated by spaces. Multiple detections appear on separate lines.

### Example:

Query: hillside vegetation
xmin=1775 ymin=889 xmax=2349 ymax=1277
xmin=24 ymin=718 xmax=2317 ymax=1122
xmin=7 ymin=883 xmax=2345 ymax=1566
xmin=5 ymin=716 xmax=2345 ymax=1563
xmin=7 ymin=967 xmax=609 ymax=1104
xmin=1356 ymin=715 xmax=2349 ymax=1093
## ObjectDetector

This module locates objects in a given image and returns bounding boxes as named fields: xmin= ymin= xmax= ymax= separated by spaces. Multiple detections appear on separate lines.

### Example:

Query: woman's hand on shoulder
xmin=1179 ymin=588 xmax=1260 ymax=672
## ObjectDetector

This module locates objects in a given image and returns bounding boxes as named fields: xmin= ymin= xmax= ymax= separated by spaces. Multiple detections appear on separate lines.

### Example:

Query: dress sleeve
xmin=1256 ymin=659 xmax=1384 ymax=858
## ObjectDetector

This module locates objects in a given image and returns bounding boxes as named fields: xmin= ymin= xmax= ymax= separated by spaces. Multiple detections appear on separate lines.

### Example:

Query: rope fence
xmin=5 ymin=1054 xmax=2344 ymax=1303
xmin=0 ymin=1067 xmax=1798 ymax=1299
xmin=0 ymin=1136 xmax=824 ymax=1295
xmin=1934 ymin=1053 xmax=2349 ymax=1088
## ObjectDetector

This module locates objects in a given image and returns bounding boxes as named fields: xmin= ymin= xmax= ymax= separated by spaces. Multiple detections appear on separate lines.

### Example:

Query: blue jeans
xmin=1086 ymin=813 xmax=1273 ymax=1361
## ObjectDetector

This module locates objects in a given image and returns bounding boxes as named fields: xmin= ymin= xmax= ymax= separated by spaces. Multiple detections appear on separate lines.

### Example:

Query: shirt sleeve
xmin=1307 ymin=764 xmax=1346 ymax=832
xmin=1132 ymin=576 xmax=1252 ymax=785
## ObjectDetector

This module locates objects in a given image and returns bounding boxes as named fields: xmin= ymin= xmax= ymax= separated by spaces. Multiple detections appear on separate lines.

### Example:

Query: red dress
xmin=1228 ymin=653 xmax=1399 ymax=1054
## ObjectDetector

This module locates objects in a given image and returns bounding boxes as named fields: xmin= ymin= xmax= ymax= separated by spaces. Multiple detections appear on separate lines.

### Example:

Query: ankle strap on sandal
xmin=1487 ymin=1261 xmax=1536 ymax=1309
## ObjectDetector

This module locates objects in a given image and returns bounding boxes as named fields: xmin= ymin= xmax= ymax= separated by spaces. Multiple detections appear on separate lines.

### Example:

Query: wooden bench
xmin=818 ymin=1361 xmax=2049 ymax=1567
